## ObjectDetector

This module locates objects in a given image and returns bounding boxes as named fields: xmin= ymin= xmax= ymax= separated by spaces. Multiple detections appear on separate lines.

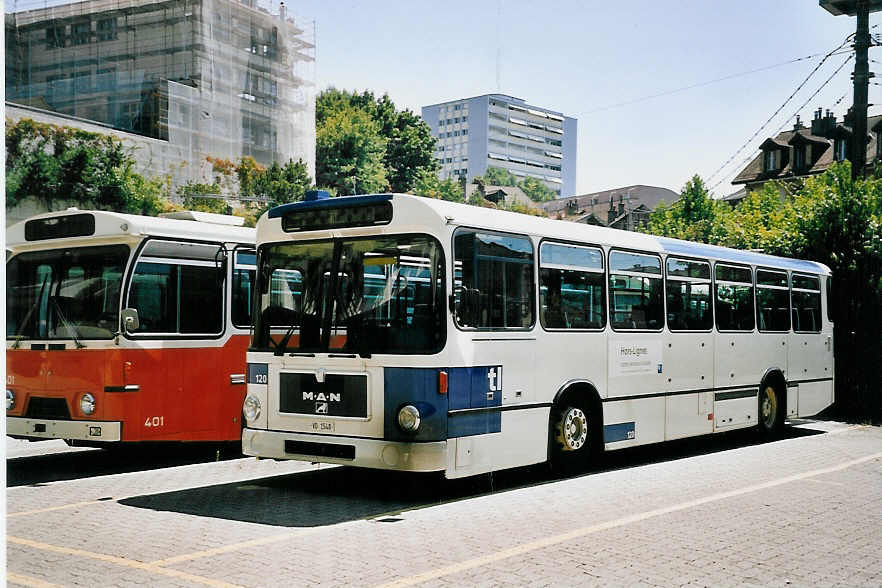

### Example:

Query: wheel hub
xmin=557 ymin=407 xmax=588 ymax=451
xmin=761 ymin=386 xmax=778 ymax=428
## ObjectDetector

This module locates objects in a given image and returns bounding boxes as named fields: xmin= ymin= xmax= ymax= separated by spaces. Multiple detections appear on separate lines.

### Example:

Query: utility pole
xmin=821 ymin=0 xmax=882 ymax=179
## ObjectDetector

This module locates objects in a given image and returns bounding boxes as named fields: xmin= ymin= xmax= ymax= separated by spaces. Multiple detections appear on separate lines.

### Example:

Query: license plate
xmin=311 ymin=421 xmax=335 ymax=433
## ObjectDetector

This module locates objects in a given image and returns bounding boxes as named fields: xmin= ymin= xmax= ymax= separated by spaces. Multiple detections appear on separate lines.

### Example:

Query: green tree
xmin=412 ymin=168 xmax=464 ymax=202
xmin=316 ymin=89 xmax=437 ymax=193
xmin=316 ymin=104 xmax=387 ymax=194
xmin=724 ymin=183 xmax=796 ymax=253
xmin=483 ymin=166 xmax=518 ymax=187
xmin=252 ymin=159 xmax=313 ymax=207
xmin=519 ymin=176 xmax=556 ymax=202
xmin=6 ymin=118 xmax=174 ymax=214
xmin=647 ymin=174 xmax=730 ymax=243
xmin=178 ymin=181 xmax=230 ymax=214
xmin=787 ymin=163 xmax=882 ymax=419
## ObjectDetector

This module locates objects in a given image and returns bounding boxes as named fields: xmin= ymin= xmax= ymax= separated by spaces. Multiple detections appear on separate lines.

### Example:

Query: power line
xmin=705 ymin=38 xmax=854 ymax=185
xmin=584 ymin=51 xmax=843 ymax=115
xmin=710 ymin=55 xmax=854 ymax=191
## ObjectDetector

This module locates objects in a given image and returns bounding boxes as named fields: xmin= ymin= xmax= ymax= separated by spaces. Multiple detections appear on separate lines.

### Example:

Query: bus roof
xmin=6 ymin=209 xmax=255 ymax=250
xmin=260 ymin=194 xmax=831 ymax=276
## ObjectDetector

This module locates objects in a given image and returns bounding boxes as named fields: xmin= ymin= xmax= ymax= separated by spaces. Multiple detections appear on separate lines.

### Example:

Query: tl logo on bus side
xmin=487 ymin=366 xmax=503 ymax=400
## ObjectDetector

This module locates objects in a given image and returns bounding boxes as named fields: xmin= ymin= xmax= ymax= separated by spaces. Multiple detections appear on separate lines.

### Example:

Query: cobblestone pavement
xmin=6 ymin=421 xmax=882 ymax=587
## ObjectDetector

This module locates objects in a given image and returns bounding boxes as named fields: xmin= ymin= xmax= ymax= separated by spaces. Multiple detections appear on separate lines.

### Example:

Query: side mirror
xmin=121 ymin=308 xmax=140 ymax=333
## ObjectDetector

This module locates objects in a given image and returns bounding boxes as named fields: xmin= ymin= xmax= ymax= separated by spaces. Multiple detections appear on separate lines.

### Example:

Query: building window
xmin=462 ymin=116 xmax=468 ymax=122
xmin=763 ymin=149 xmax=780 ymax=172
xmin=71 ymin=21 xmax=90 ymax=46
xmin=834 ymin=139 xmax=848 ymax=162
xmin=97 ymin=18 xmax=116 ymax=41
xmin=462 ymin=129 xmax=468 ymax=136
xmin=96 ymin=68 xmax=116 ymax=91
xmin=73 ymin=71 xmax=91 ymax=93
xmin=46 ymin=25 xmax=65 ymax=49
xmin=794 ymin=146 xmax=806 ymax=171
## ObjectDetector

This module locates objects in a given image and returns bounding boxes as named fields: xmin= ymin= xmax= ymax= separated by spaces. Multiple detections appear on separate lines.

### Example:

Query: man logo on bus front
xmin=315 ymin=402 xmax=328 ymax=414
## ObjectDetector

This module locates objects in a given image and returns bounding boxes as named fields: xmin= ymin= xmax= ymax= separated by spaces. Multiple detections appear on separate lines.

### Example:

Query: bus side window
xmin=127 ymin=241 xmax=224 ymax=335
xmin=666 ymin=257 xmax=712 ymax=331
xmin=608 ymin=250 xmax=663 ymax=331
xmin=539 ymin=242 xmax=605 ymax=330
xmin=792 ymin=274 xmax=821 ymax=333
xmin=826 ymin=276 xmax=834 ymax=322
xmin=714 ymin=264 xmax=754 ymax=332
xmin=453 ymin=229 xmax=534 ymax=329
xmin=232 ymin=250 xmax=256 ymax=328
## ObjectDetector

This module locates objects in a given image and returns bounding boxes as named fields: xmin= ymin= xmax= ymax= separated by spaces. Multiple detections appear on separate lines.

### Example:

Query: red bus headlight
xmin=79 ymin=393 xmax=96 ymax=416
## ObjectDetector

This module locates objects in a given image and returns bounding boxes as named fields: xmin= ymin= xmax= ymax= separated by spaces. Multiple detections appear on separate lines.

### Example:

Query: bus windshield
xmin=6 ymin=245 xmax=130 ymax=341
xmin=254 ymin=234 xmax=445 ymax=355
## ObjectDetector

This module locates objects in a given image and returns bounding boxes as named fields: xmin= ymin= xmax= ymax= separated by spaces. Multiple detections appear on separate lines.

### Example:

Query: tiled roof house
xmin=541 ymin=184 xmax=678 ymax=231
xmin=732 ymin=108 xmax=882 ymax=195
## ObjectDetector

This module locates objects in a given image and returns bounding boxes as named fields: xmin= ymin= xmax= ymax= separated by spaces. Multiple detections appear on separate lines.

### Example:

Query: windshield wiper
xmin=12 ymin=273 xmax=49 ymax=349
xmin=274 ymin=321 xmax=299 ymax=356
xmin=51 ymin=297 xmax=86 ymax=349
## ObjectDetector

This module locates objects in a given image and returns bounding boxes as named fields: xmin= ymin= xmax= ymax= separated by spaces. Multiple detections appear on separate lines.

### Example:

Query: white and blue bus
xmin=242 ymin=192 xmax=834 ymax=478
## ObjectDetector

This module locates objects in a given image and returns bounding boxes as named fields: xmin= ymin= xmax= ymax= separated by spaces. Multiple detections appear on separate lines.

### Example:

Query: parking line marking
xmin=7 ymin=572 xmax=65 ymax=588
xmin=8 ymin=500 xmax=107 ymax=518
xmin=377 ymin=450 xmax=882 ymax=588
xmin=149 ymin=528 xmax=321 ymax=566
xmin=7 ymin=536 xmax=243 ymax=588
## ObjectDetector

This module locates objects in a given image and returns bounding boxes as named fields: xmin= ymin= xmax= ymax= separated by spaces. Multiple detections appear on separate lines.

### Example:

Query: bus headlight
xmin=397 ymin=405 xmax=421 ymax=433
xmin=6 ymin=389 xmax=15 ymax=411
xmin=243 ymin=395 xmax=261 ymax=422
xmin=79 ymin=393 xmax=96 ymax=416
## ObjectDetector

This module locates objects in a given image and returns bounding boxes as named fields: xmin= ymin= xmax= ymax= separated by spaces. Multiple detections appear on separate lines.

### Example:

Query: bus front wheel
xmin=550 ymin=402 xmax=595 ymax=472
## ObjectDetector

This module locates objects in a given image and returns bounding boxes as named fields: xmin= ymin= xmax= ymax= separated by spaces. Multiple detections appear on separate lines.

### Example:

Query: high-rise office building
xmin=5 ymin=0 xmax=316 ymax=186
xmin=422 ymin=94 xmax=577 ymax=198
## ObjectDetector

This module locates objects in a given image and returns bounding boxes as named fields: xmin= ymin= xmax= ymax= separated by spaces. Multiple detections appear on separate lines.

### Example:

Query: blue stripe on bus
xmin=383 ymin=367 xmax=447 ymax=442
xmin=267 ymin=194 xmax=394 ymax=218
xmin=604 ymin=421 xmax=636 ymax=443
xmin=447 ymin=366 xmax=503 ymax=438
xmin=383 ymin=366 xmax=503 ymax=441
xmin=448 ymin=410 xmax=501 ymax=438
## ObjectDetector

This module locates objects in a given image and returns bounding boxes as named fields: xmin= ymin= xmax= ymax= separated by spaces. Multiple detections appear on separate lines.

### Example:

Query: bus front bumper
xmin=7 ymin=417 xmax=122 ymax=442
xmin=242 ymin=428 xmax=448 ymax=472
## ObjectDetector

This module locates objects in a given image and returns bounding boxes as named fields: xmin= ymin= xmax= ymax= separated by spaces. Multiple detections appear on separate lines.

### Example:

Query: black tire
xmin=549 ymin=401 xmax=595 ymax=473
xmin=758 ymin=382 xmax=784 ymax=436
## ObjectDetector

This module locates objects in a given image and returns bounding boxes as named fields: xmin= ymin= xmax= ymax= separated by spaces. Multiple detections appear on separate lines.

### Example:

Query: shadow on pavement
xmin=6 ymin=442 xmax=243 ymax=488
xmin=118 ymin=424 xmax=825 ymax=528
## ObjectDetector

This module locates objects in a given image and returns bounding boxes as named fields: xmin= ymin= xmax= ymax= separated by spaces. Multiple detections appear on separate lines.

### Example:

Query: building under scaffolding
xmin=5 ymin=0 xmax=316 ymax=187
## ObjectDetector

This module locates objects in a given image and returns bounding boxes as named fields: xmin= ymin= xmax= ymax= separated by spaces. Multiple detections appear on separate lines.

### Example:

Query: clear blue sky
xmin=292 ymin=0 xmax=881 ymax=197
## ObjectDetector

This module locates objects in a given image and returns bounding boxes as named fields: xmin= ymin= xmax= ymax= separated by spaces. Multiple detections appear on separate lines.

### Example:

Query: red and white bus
xmin=6 ymin=209 xmax=256 ymax=444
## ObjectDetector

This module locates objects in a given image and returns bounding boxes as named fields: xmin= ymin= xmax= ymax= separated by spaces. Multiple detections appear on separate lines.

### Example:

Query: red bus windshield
xmin=7 ymin=245 xmax=130 ymax=341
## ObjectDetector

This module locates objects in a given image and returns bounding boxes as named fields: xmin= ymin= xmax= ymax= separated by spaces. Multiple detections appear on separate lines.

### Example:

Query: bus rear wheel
xmin=758 ymin=383 xmax=784 ymax=436
xmin=550 ymin=403 xmax=594 ymax=472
